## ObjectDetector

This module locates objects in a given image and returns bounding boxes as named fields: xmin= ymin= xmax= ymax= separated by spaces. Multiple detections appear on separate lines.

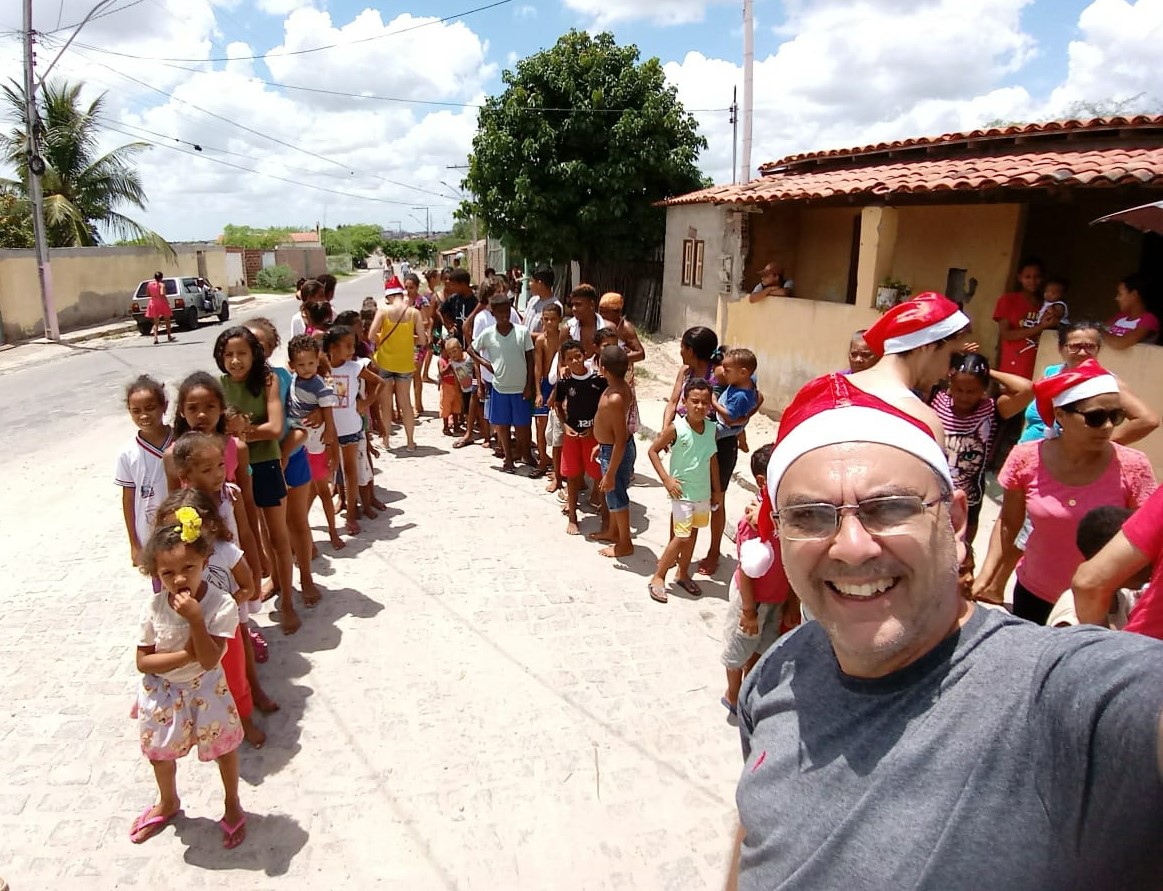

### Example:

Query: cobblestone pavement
xmin=0 ymin=303 xmax=749 ymax=887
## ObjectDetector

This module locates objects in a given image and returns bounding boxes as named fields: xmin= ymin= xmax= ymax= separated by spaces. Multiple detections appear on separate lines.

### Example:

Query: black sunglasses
xmin=1063 ymin=406 xmax=1126 ymax=428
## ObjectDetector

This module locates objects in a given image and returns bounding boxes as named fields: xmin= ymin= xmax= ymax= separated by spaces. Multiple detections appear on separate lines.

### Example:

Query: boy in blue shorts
xmin=647 ymin=378 xmax=721 ymax=603
xmin=470 ymin=291 xmax=535 ymax=474
xmin=592 ymin=345 xmax=635 ymax=558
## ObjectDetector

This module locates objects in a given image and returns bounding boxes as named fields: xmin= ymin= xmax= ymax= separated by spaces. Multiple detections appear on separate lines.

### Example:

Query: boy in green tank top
xmin=647 ymin=379 xmax=721 ymax=603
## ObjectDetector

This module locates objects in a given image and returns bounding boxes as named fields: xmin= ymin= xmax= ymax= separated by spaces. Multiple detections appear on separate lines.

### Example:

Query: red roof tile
xmin=288 ymin=231 xmax=320 ymax=243
xmin=663 ymin=115 xmax=1163 ymax=207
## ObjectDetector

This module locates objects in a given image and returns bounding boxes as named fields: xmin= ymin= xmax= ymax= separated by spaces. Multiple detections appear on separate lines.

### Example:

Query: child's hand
xmin=130 ymin=543 xmax=141 ymax=566
xmin=663 ymin=476 xmax=683 ymax=499
xmin=303 ymin=408 xmax=324 ymax=428
xmin=739 ymin=610 xmax=759 ymax=637
xmin=170 ymin=589 xmax=203 ymax=624
xmin=599 ymin=471 xmax=615 ymax=493
xmin=535 ymin=394 xmax=544 ymax=408
xmin=565 ymin=426 xmax=580 ymax=438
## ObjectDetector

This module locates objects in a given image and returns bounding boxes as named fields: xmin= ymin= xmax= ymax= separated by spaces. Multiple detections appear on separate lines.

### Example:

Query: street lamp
xmin=22 ymin=0 xmax=123 ymax=341
xmin=411 ymin=206 xmax=431 ymax=239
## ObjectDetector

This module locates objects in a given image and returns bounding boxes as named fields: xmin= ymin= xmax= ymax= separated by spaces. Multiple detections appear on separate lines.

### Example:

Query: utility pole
xmin=730 ymin=87 xmax=739 ymax=185
xmin=23 ymin=0 xmax=60 ymax=341
xmin=411 ymin=206 xmax=431 ymax=239
xmin=741 ymin=0 xmax=754 ymax=183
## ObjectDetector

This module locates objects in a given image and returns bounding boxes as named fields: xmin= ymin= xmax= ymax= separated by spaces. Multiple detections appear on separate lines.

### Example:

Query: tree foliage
xmin=0 ymin=79 xmax=171 ymax=254
xmin=382 ymin=238 xmax=436 ymax=263
xmin=321 ymin=223 xmax=384 ymax=258
xmin=220 ymin=224 xmax=291 ymax=249
xmin=464 ymin=30 xmax=707 ymax=263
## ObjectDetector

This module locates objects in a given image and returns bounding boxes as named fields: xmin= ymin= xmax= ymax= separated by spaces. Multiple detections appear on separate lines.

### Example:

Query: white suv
xmin=130 ymin=276 xmax=229 ymax=335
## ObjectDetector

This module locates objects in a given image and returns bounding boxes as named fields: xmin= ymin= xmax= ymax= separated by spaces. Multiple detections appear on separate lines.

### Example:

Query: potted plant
xmin=876 ymin=277 xmax=912 ymax=311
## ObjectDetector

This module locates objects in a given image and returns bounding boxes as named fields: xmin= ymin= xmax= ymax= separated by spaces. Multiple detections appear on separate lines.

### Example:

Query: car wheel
xmin=218 ymin=300 xmax=230 ymax=323
xmin=136 ymin=319 xmax=153 ymax=336
xmin=185 ymin=306 xmax=200 ymax=330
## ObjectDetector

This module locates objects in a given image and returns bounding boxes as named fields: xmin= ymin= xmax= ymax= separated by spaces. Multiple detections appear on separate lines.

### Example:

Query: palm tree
xmin=0 ymin=79 xmax=171 ymax=254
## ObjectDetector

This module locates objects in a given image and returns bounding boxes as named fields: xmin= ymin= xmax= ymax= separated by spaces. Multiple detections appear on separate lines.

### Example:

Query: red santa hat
xmin=384 ymin=275 xmax=404 ymax=296
xmin=740 ymin=373 xmax=953 ymax=578
xmin=863 ymin=291 xmax=970 ymax=357
xmin=1033 ymin=358 xmax=1119 ymax=425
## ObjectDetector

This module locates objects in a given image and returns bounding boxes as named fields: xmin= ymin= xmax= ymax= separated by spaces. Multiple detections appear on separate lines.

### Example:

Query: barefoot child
xmin=130 ymin=516 xmax=247 ymax=848
xmin=720 ymin=443 xmax=797 ymax=716
xmin=532 ymin=302 xmax=563 ymax=479
xmin=591 ymin=345 xmax=635 ymax=558
xmin=324 ymin=325 xmax=382 ymax=534
xmin=438 ymin=338 xmax=472 ymax=435
xmin=647 ymin=379 xmax=721 ymax=603
xmin=214 ymin=326 xmax=299 ymax=635
xmin=470 ymin=289 xmax=535 ymax=473
xmin=154 ymin=487 xmax=271 ymax=750
xmin=116 ymin=375 xmax=173 ymax=569
xmin=554 ymin=339 xmax=606 ymax=535
xmin=287 ymin=334 xmax=344 ymax=551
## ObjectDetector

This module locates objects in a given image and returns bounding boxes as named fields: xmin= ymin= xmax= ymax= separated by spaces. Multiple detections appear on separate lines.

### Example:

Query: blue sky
xmin=2 ymin=0 xmax=1160 ymax=239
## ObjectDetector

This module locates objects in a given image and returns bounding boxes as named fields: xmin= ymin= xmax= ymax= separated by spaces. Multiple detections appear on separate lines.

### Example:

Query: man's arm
xmin=1072 ymin=531 xmax=1150 ymax=625
xmin=621 ymin=320 xmax=646 ymax=364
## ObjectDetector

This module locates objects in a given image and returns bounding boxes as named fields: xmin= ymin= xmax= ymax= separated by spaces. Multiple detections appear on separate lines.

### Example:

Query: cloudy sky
xmin=1 ymin=0 xmax=1160 ymax=241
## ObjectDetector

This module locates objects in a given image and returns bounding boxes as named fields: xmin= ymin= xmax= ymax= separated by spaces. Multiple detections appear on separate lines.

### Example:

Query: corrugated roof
xmin=663 ymin=115 xmax=1163 ymax=207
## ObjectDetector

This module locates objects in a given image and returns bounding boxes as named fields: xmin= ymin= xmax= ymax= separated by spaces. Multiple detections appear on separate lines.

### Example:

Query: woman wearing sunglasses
xmin=974 ymin=360 xmax=1157 ymax=623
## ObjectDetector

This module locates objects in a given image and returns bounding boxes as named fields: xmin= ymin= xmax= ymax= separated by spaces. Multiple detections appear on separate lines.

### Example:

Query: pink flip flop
xmin=129 ymin=805 xmax=180 ymax=844
xmin=219 ymin=813 xmax=247 ymax=849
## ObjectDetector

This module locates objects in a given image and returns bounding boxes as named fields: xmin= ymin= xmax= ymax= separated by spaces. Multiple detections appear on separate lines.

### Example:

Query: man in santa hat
xmin=726 ymin=372 xmax=1163 ymax=891
xmin=849 ymin=291 xmax=971 ymax=442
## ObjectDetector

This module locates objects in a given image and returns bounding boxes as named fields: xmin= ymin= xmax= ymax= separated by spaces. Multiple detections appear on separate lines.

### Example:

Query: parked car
xmin=130 ymin=276 xmax=229 ymax=335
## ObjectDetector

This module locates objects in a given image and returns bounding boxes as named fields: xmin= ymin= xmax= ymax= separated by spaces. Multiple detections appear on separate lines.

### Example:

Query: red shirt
xmin=1123 ymin=488 xmax=1163 ymax=639
xmin=735 ymin=506 xmax=791 ymax=604
xmin=993 ymin=292 xmax=1042 ymax=379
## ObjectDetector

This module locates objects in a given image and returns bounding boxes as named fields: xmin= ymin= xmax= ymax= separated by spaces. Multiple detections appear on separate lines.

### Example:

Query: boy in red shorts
xmin=554 ymin=338 xmax=606 ymax=535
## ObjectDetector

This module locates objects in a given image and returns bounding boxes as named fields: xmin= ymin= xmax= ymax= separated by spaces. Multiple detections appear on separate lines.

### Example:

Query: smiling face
xmin=154 ymin=544 xmax=208 ymax=598
xmin=180 ymin=444 xmax=227 ymax=495
xmin=564 ymin=346 xmax=587 ymax=376
xmin=128 ymin=388 xmax=166 ymax=435
xmin=222 ymin=336 xmax=254 ymax=381
xmin=776 ymin=442 xmax=967 ymax=678
xmin=683 ymin=385 xmax=712 ymax=424
xmin=181 ymin=385 xmax=224 ymax=435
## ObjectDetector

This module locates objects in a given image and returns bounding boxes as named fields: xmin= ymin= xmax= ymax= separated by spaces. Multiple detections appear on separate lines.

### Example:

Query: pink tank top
xmin=224 ymin=435 xmax=239 ymax=482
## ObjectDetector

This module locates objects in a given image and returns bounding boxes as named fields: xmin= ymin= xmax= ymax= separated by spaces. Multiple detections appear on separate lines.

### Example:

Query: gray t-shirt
xmin=736 ymin=607 xmax=1163 ymax=890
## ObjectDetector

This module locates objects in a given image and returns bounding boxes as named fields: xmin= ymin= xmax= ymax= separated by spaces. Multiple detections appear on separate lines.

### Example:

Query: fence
xmin=577 ymin=259 xmax=664 ymax=332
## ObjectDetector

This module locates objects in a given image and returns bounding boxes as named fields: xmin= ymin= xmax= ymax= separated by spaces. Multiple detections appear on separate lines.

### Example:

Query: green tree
xmin=0 ymin=79 xmax=171 ymax=254
xmin=220 ymin=224 xmax=290 ymax=249
xmin=0 ymin=183 xmax=33 ymax=248
xmin=464 ymin=30 xmax=707 ymax=263
xmin=321 ymin=223 xmax=383 ymax=258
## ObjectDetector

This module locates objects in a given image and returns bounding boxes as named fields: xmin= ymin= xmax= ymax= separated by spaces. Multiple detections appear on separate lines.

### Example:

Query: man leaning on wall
xmin=748 ymin=262 xmax=793 ymax=303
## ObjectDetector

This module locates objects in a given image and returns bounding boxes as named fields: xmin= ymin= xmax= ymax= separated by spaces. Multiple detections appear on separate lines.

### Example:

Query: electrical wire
xmin=61 ymin=0 xmax=514 ymax=62
xmin=43 ymin=0 xmax=155 ymax=36
xmin=99 ymin=119 xmax=456 ymax=207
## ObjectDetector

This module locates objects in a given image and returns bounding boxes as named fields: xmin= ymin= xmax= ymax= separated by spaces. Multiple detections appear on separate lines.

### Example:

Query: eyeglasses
xmin=774 ymin=494 xmax=950 ymax=542
xmin=1063 ymin=342 xmax=1100 ymax=355
xmin=1062 ymin=406 xmax=1126 ymax=428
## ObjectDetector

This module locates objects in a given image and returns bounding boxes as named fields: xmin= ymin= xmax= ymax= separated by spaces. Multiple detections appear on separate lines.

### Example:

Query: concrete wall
xmin=0 ymin=244 xmax=228 ymax=341
xmin=274 ymin=246 xmax=328 ymax=282
xmin=1032 ymin=330 xmax=1163 ymax=476
xmin=721 ymin=295 xmax=881 ymax=409
xmin=660 ymin=203 xmax=741 ymax=338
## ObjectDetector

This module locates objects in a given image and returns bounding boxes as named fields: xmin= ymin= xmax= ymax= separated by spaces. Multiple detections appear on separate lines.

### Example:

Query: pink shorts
xmin=307 ymin=450 xmax=331 ymax=481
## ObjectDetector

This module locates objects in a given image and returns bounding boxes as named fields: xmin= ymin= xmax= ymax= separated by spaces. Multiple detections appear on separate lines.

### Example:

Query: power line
xmin=64 ymin=0 xmax=514 ymax=62
xmin=43 ymin=0 xmax=154 ymax=36
xmin=100 ymin=119 xmax=455 ymax=207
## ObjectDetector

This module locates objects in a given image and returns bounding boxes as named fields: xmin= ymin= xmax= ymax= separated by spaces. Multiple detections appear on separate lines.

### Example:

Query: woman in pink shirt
xmin=975 ymin=360 xmax=1156 ymax=623
xmin=1105 ymin=273 xmax=1160 ymax=349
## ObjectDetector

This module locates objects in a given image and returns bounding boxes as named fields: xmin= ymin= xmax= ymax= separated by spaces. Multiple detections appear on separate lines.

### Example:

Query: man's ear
xmin=949 ymin=487 xmax=969 ymax=566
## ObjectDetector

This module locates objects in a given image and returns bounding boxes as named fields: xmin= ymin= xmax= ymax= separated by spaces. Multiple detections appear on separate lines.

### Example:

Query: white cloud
xmin=1047 ymin=0 xmax=1163 ymax=114
xmin=256 ymin=0 xmax=313 ymax=13
xmin=561 ymin=0 xmax=734 ymax=27
xmin=515 ymin=5 xmax=538 ymax=18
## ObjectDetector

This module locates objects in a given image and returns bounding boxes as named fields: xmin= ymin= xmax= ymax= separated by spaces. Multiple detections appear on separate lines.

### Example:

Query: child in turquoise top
xmin=647 ymin=378 xmax=721 ymax=603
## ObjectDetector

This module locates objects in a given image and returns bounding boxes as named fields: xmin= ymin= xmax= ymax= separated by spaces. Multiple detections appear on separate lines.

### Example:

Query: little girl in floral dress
xmin=130 ymin=510 xmax=247 ymax=849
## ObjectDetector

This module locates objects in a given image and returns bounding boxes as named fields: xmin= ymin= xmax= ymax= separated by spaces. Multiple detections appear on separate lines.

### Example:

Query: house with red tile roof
xmin=659 ymin=115 xmax=1163 ymax=426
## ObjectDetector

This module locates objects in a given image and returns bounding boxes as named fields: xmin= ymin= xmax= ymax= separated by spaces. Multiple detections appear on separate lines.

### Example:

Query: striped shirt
xmin=932 ymin=390 xmax=996 ymax=506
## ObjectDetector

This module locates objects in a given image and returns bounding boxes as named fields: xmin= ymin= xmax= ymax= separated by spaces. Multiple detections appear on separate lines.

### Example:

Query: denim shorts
xmin=379 ymin=369 xmax=413 ymax=381
xmin=337 ymin=431 xmax=362 ymax=446
xmin=598 ymin=438 xmax=636 ymax=512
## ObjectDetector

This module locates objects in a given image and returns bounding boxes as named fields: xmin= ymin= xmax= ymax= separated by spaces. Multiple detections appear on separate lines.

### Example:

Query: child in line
xmin=116 ymin=375 xmax=173 ymax=568
xmin=168 ymin=372 xmax=264 ymax=586
xmin=292 ymin=279 xmax=324 ymax=336
xmin=647 ymin=379 xmax=721 ymax=603
xmin=699 ymin=348 xmax=762 ymax=576
xmin=532 ymin=302 xmax=563 ymax=479
xmin=334 ymin=310 xmax=387 ymax=512
xmin=438 ymin=338 xmax=472 ymax=435
xmin=214 ymin=326 xmax=299 ymax=636
xmin=154 ymin=486 xmax=271 ymax=749
xmin=470 ymin=291 xmax=536 ymax=474
xmin=287 ymin=334 xmax=344 ymax=551
xmin=591 ymin=345 xmax=635 ymax=558
xmin=247 ymin=318 xmax=321 ymax=610
xmin=304 ymin=300 xmax=332 ymax=338
xmin=1052 ymin=506 xmax=1151 ymax=628
xmin=324 ymin=325 xmax=382 ymax=534
xmin=554 ymin=338 xmax=607 ymax=535
xmin=720 ymin=443 xmax=798 ymax=716
xmin=130 ymin=516 xmax=247 ymax=848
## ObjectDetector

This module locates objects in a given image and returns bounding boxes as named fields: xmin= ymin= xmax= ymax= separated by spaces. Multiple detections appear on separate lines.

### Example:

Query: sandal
xmin=219 ymin=813 xmax=247 ymax=849
xmin=129 ymin=804 xmax=181 ymax=844
xmin=675 ymin=578 xmax=703 ymax=597
xmin=248 ymin=627 xmax=268 ymax=663
xmin=648 ymin=582 xmax=668 ymax=604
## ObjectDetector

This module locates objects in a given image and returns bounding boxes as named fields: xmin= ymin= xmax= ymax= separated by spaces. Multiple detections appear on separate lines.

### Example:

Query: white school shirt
xmin=472 ymin=307 xmax=522 ymax=384
xmin=328 ymin=359 xmax=368 ymax=437
xmin=291 ymin=312 xmax=307 ymax=337
xmin=114 ymin=432 xmax=173 ymax=546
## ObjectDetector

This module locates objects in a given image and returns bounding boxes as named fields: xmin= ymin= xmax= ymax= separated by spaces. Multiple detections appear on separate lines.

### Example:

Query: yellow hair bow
xmin=174 ymin=506 xmax=202 ymax=543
